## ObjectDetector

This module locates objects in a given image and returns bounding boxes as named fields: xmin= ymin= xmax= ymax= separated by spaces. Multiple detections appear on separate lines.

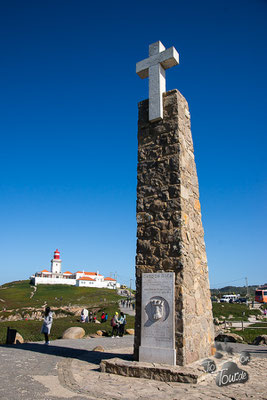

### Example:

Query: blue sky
xmin=0 ymin=0 xmax=266 ymax=288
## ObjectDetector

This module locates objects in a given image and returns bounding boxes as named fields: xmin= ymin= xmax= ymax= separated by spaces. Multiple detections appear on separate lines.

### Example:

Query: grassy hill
xmin=0 ymin=280 xmax=120 ymax=310
xmin=210 ymin=285 xmax=258 ymax=297
xmin=0 ymin=280 xmax=134 ymax=343
xmin=0 ymin=280 xmax=265 ymax=345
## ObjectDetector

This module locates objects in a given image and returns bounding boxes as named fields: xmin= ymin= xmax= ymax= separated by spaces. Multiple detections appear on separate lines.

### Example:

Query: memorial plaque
xmin=139 ymin=272 xmax=176 ymax=365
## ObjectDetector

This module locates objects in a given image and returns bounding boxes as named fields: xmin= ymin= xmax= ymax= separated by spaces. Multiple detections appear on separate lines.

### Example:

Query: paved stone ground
xmin=0 ymin=336 xmax=266 ymax=400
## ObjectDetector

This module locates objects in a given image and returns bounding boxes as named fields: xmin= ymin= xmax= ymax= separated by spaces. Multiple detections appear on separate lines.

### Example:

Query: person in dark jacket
xmin=118 ymin=312 xmax=126 ymax=337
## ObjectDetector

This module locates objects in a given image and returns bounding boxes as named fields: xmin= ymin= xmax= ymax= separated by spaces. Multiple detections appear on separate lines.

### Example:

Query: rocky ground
xmin=0 ymin=336 xmax=267 ymax=400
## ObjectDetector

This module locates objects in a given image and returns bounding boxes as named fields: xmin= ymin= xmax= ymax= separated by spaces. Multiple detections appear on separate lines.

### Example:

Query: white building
xmin=31 ymin=249 xmax=118 ymax=289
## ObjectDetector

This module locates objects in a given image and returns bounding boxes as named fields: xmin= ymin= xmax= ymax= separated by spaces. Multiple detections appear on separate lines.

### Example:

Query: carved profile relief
xmin=144 ymin=296 xmax=170 ymax=327
xmin=150 ymin=298 xmax=164 ymax=320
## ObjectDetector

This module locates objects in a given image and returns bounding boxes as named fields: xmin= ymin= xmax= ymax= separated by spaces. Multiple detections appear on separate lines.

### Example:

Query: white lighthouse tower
xmin=51 ymin=249 xmax=62 ymax=274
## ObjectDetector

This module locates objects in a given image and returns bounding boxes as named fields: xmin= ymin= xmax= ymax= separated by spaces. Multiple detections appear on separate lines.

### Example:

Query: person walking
xmin=101 ymin=312 xmax=106 ymax=323
xmin=118 ymin=312 xmax=126 ymax=337
xmin=41 ymin=306 xmax=53 ymax=345
xmin=111 ymin=312 xmax=119 ymax=338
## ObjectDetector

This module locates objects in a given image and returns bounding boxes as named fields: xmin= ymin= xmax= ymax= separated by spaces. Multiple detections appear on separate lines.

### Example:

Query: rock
xmin=93 ymin=346 xmax=105 ymax=352
xmin=15 ymin=332 xmax=24 ymax=344
xmin=96 ymin=330 xmax=103 ymax=336
xmin=213 ymin=318 xmax=220 ymax=325
xmin=62 ymin=327 xmax=85 ymax=339
xmin=95 ymin=320 xmax=101 ymax=324
xmin=252 ymin=335 xmax=267 ymax=345
xmin=90 ymin=333 xmax=99 ymax=338
xmin=126 ymin=329 xmax=134 ymax=335
xmin=6 ymin=329 xmax=24 ymax=344
xmin=228 ymin=314 xmax=233 ymax=319
xmin=215 ymin=333 xmax=243 ymax=343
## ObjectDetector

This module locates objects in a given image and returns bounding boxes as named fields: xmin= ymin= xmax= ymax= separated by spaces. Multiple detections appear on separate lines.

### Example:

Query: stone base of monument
xmin=100 ymin=352 xmax=241 ymax=384
xmin=100 ymin=358 xmax=205 ymax=384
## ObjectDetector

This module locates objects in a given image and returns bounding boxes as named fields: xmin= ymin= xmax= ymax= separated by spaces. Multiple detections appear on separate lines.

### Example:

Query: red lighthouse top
xmin=54 ymin=249 xmax=60 ymax=260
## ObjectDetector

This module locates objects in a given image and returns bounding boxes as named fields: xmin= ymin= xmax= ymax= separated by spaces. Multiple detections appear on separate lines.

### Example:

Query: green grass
xmin=230 ymin=328 xmax=267 ymax=344
xmin=212 ymin=302 xmax=261 ymax=321
xmin=249 ymin=322 xmax=267 ymax=327
xmin=0 ymin=280 xmax=134 ymax=343
xmin=0 ymin=280 xmax=122 ymax=311
xmin=0 ymin=304 xmax=135 ymax=344
xmin=0 ymin=281 xmax=33 ymax=309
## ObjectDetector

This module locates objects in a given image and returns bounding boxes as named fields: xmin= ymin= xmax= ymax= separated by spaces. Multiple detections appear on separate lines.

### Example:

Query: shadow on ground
xmin=0 ymin=342 xmax=133 ymax=365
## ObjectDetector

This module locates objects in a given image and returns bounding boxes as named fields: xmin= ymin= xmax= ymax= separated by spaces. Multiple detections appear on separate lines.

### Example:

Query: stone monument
xmin=134 ymin=41 xmax=214 ymax=366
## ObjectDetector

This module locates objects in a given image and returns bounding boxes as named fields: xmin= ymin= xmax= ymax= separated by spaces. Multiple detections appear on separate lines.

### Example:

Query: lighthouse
xmin=51 ymin=249 xmax=62 ymax=274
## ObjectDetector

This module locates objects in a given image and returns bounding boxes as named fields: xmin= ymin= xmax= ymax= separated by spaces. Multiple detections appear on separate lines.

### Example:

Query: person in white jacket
xmin=41 ymin=306 xmax=53 ymax=344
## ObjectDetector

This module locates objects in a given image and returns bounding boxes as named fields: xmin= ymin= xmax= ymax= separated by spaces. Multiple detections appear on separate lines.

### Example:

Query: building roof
xmin=41 ymin=269 xmax=50 ymax=273
xmin=63 ymin=271 xmax=72 ymax=275
xmin=104 ymin=277 xmax=116 ymax=281
xmin=77 ymin=277 xmax=95 ymax=281
xmin=84 ymin=272 xmax=103 ymax=276
xmin=75 ymin=271 xmax=103 ymax=276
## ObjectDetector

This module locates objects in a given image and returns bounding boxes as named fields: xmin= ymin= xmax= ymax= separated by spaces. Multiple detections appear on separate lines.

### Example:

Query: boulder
xmin=62 ymin=327 xmax=85 ymax=339
xmin=95 ymin=320 xmax=101 ymax=324
xmin=6 ymin=328 xmax=24 ymax=344
xmin=213 ymin=318 xmax=224 ymax=325
xmin=90 ymin=333 xmax=99 ymax=338
xmin=96 ymin=330 xmax=103 ymax=336
xmin=15 ymin=332 xmax=24 ymax=344
xmin=215 ymin=333 xmax=243 ymax=343
xmin=126 ymin=329 xmax=134 ymax=335
xmin=252 ymin=335 xmax=267 ymax=345
xmin=93 ymin=346 xmax=104 ymax=352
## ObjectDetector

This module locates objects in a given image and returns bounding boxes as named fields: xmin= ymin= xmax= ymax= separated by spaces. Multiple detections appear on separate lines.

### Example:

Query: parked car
xmin=220 ymin=295 xmax=238 ymax=303
xmin=235 ymin=297 xmax=247 ymax=303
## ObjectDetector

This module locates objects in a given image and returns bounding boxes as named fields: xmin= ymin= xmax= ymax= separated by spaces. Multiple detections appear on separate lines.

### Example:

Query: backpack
xmin=111 ymin=317 xmax=116 ymax=327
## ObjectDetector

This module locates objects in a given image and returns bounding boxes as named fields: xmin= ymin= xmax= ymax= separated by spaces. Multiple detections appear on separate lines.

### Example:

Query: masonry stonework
xmin=134 ymin=89 xmax=214 ymax=366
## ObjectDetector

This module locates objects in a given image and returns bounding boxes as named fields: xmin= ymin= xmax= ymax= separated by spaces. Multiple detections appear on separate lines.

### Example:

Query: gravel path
xmin=0 ymin=336 xmax=266 ymax=400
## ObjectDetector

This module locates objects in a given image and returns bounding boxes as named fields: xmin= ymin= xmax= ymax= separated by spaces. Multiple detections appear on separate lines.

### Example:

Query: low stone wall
xmin=100 ymin=358 xmax=205 ymax=383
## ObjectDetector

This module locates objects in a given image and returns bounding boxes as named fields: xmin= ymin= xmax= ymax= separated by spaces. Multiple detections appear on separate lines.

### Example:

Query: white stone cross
xmin=136 ymin=41 xmax=179 ymax=122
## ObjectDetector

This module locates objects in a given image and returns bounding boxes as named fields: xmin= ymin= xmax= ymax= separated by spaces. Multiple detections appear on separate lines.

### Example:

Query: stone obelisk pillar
xmin=134 ymin=89 xmax=214 ymax=366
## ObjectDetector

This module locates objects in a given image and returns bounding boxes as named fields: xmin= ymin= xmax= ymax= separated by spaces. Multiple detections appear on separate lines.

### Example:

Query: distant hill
xmin=0 ymin=280 xmax=121 ymax=312
xmin=210 ymin=285 xmax=259 ymax=297
xmin=0 ymin=280 xmax=135 ymax=344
